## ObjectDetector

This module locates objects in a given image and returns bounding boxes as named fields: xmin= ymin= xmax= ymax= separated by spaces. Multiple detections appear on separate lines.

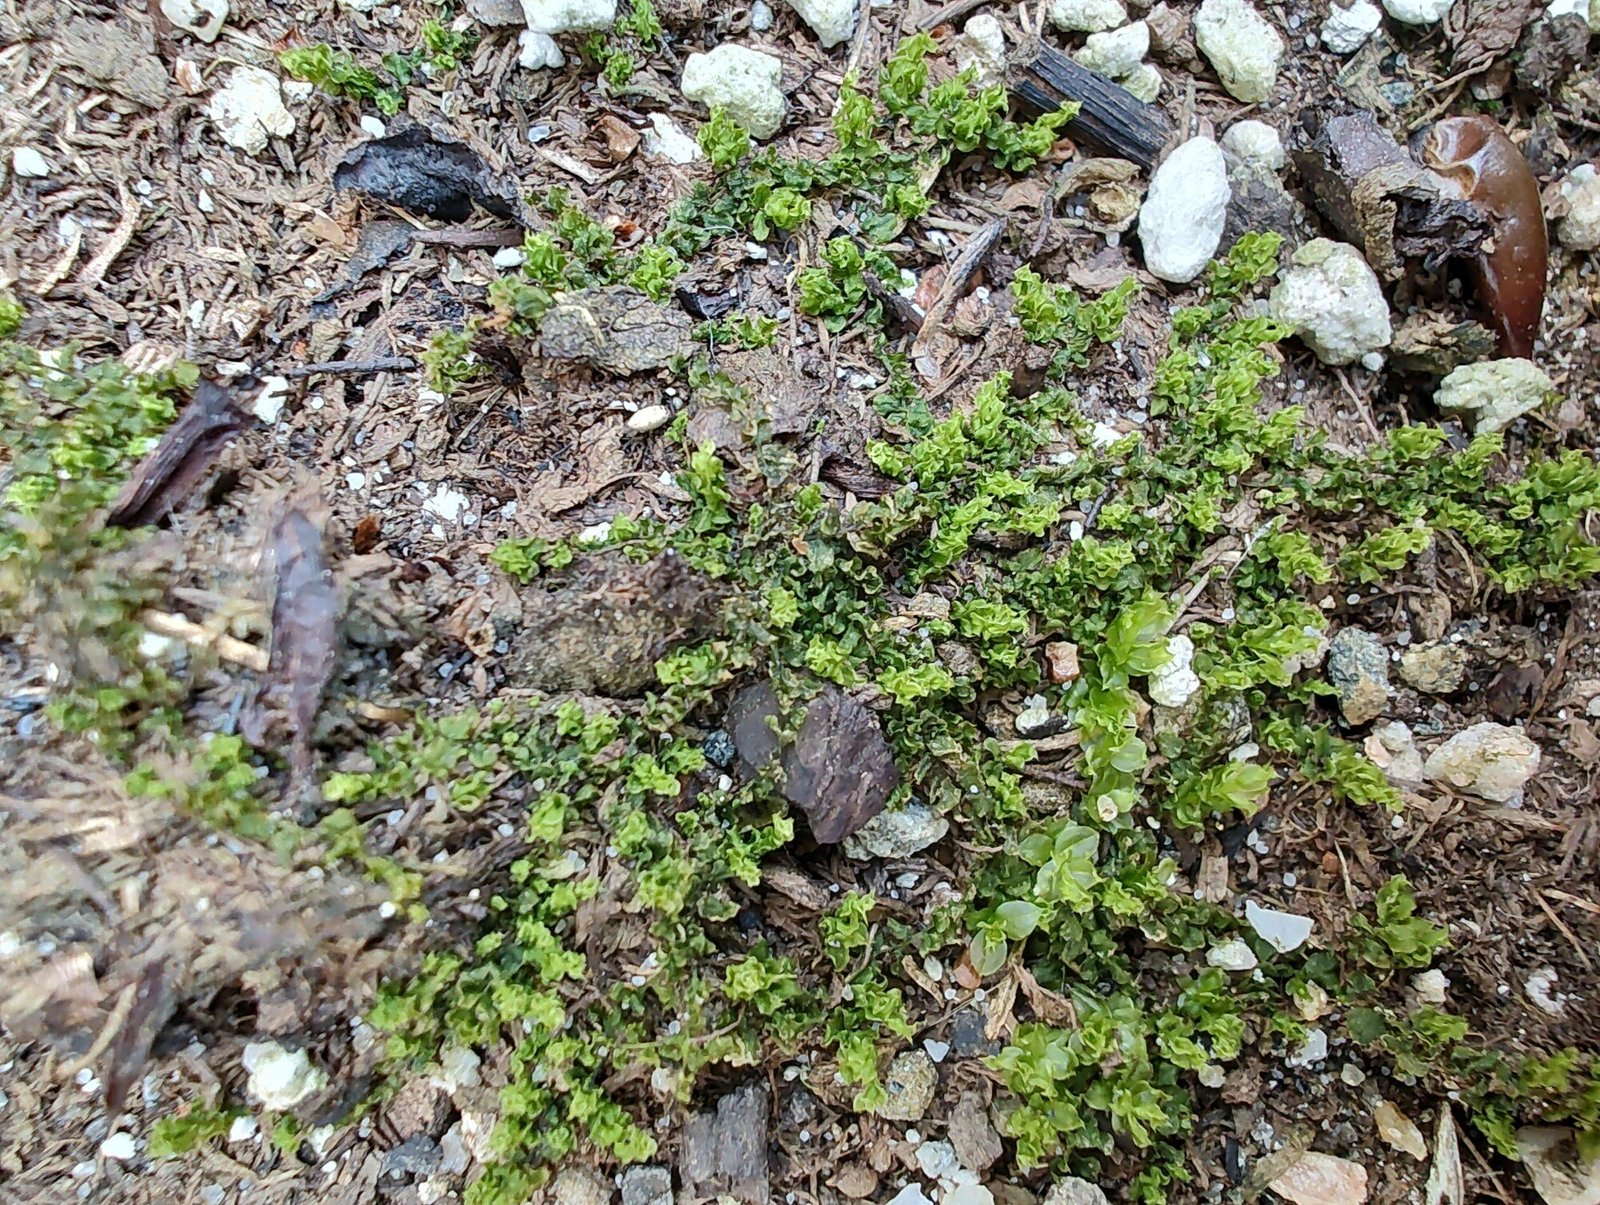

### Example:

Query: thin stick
xmin=283 ymin=356 xmax=417 ymax=379
xmin=139 ymin=610 xmax=270 ymax=672
xmin=916 ymin=0 xmax=991 ymax=30
xmin=410 ymin=228 xmax=524 ymax=248
xmin=1532 ymin=890 xmax=1595 ymax=972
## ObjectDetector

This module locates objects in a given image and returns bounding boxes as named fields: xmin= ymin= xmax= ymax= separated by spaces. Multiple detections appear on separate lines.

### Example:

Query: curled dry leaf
xmin=250 ymin=499 xmax=342 ymax=800
xmin=107 ymin=377 xmax=250 ymax=528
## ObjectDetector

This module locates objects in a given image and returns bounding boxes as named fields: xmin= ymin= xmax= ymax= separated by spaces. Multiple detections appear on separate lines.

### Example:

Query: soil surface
xmin=1 ymin=2 xmax=1598 ymax=1205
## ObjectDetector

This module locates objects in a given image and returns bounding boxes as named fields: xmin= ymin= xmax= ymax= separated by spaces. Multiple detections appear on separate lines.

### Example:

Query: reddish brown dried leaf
xmin=259 ymin=500 xmax=342 ymax=795
xmin=107 ymin=377 xmax=249 ymax=528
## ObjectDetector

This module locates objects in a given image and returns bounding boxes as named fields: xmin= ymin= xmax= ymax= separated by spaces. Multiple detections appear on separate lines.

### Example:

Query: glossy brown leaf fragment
xmin=1417 ymin=115 xmax=1549 ymax=359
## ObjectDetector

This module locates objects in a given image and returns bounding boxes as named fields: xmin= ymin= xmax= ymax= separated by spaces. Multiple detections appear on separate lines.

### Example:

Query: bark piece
xmin=1448 ymin=0 xmax=1538 ymax=73
xmin=1009 ymin=39 xmax=1175 ymax=171
xmin=108 ymin=377 xmax=250 ymax=527
xmin=679 ymin=1083 xmax=771 ymax=1205
xmin=333 ymin=122 xmax=533 ymax=225
xmin=1388 ymin=312 xmax=1497 ymax=375
xmin=728 ymin=683 xmax=898 ymax=844
xmin=1515 ymin=16 xmax=1591 ymax=93
xmin=511 ymin=552 xmax=723 ymax=696
xmin=56 ymin=17 xmax=171 ymax=108
xmin=539 ymin=286 xmax=694 ymax=375
xmin=1291 ymin=110 xmax=1492 ymax=282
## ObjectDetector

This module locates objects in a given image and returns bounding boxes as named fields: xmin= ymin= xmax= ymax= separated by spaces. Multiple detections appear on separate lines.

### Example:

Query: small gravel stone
xmin=621 ymin=1165 xmax=673 ymax=1205
xmin=1321 ymin=0 xmax=1381 ymax=52
xmin=1121 ymin=63 xmax=1163 ymax=102
xmin=785 ymin=0 xmax=857 ymax=47
xmin=1138 ymin=136 xmax=1230 ymax=283
xmin=681 ymin=45 xmax=786 ymax=140
xmin=1326 ymin=626 xmax=1391 ymax=725
xmin=702 ymin=730 xmax=737 ymax=768
xmin=242 ymin=1041 xmax=326 ymax=1110
xmin=1245 ymin=900 xmax=1314 ymax=953
xmin=12 ymin=147 xmax=55 ymax=178
xmin=99 ymin=1133 xmax=137 ymax=1161
xmin=627 ymin=404 xmax=672 ymax=432
xmin=521 ymin=0 xmax=616 ymax=34
xmin=1268 ymin=1153 xmax=1369 ymax=1205
xmin=1365 ymin=721 xmax=1425 ymax=785
xmin=1220 ymin=119 xmax=1284 ymax=170
xmin=1075 ymin=21 xmax=1149 ymax=79
xmin=552 ymin=1166 xmax=616 ymax=1205
xmin=518 ymin=30 xmax=566 ymax=69
xmin=642 ymin=113 xmax=703 ymax=164
xmin=842 ymin=801 xmax=948 ymax=860
xmin=1043 ymin=1179 xmax=1111 ymax=1205
xmin=1382 ymin=0 xmax=1454 ymax=23
xmin=875 ymin=1051 xmax=937 ymax=1121
xmin=1206 ymin=938 xmax=1259 ymax=972
xmin=1048 ymin=0 xmax=1127 ymax=32
xmin=207 ymin=66 xmax=295 ymax=155
xmin=383 ymin=1135 xmax=443 ymax=1178
xmin=1148 ymin=634 xmax=1201 ymax=708
xmin=1398 ymin=642 xmax=1468 ymax=694
xmin=1195 ymin=0 xmax=1284 ymax=103
xmin=1434 ymin=359 xmax=1554 ymax=433
xmin=1423 ymin=722 xmax=1541 ymax=803
xmin=1268 ymin=239 xmax=1392 ymax=366
xmin=1557 ymin=164 xmax=1600 ymax=250
xmin=949 ymin=1008 xmax=1000 ymax=1058
xmin=955 ymin=14 xmax=1008 ymax=88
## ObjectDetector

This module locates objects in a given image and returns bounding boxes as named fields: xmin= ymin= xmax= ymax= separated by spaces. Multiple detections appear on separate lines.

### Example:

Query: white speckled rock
xmin=1076 ymin=21 xmax=1149 ymax=78
xmin=786 ymin=0 xmax=857 ymax=47
xmin=1321 ymin=0 xmax=1382 ymax=52
xmin=682 ymin=45 xmax=786 ymax=140
xmin=642 ymin=113 xmax=702 ymax=163
xmin=1148 ymin=634 xmax=1200 ymax=707
xmin=955 ymin=15 xmax=1008 ymax=88
xmin=1049 ymin=0 xmax=1128 ymax=32
xmin=1382 ymin=0 xmax=1455 ymax=23
xmin=1423 ymin=722 xmax=1541 ymax=803
xmin=11 ymin=146 xmax=53 ymax=178
xmin=1268 ymin=239 xmax=1392 ymax=366
xmin=242 ymin=1041 xmax=326 ymax=1110
xmin=1207 ymin=938 xmax=1259 ymax=971
xmin=1138 ymin=136 xmax=1230 ymax=283
xmin=1557 ymin=164 xmax=1600 ymax=250
xmin=160 ymin=0 xmax=227 ymax=41
xmin=207 ymin=67 xmax=295 ymax=155
xmin=1434 ymin=358 xmax=1554 ymax=432
xmin=1195 ymin=0 xmax=1284 ymax=103
xmin=521 ymin=0 xmax=615 ymax=33
xmin=518 ymin=30 xmax=566 ymax=68
xmin=1221 ymin=119 xmax=1284 ymax=170
xmin=1122 ymin=63 xmax=1163 ymax=101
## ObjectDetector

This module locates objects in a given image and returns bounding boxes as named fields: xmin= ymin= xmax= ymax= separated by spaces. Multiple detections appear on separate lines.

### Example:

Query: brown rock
xmin=1045 ymin=641 xmax=1081 ymax=683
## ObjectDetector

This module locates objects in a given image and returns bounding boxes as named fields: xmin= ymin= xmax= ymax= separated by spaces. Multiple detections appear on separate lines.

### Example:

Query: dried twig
xmin=283 ymin=356 xmax=418 ymax=379
xmin=139 ymin=610 xmax=269 ymax=673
